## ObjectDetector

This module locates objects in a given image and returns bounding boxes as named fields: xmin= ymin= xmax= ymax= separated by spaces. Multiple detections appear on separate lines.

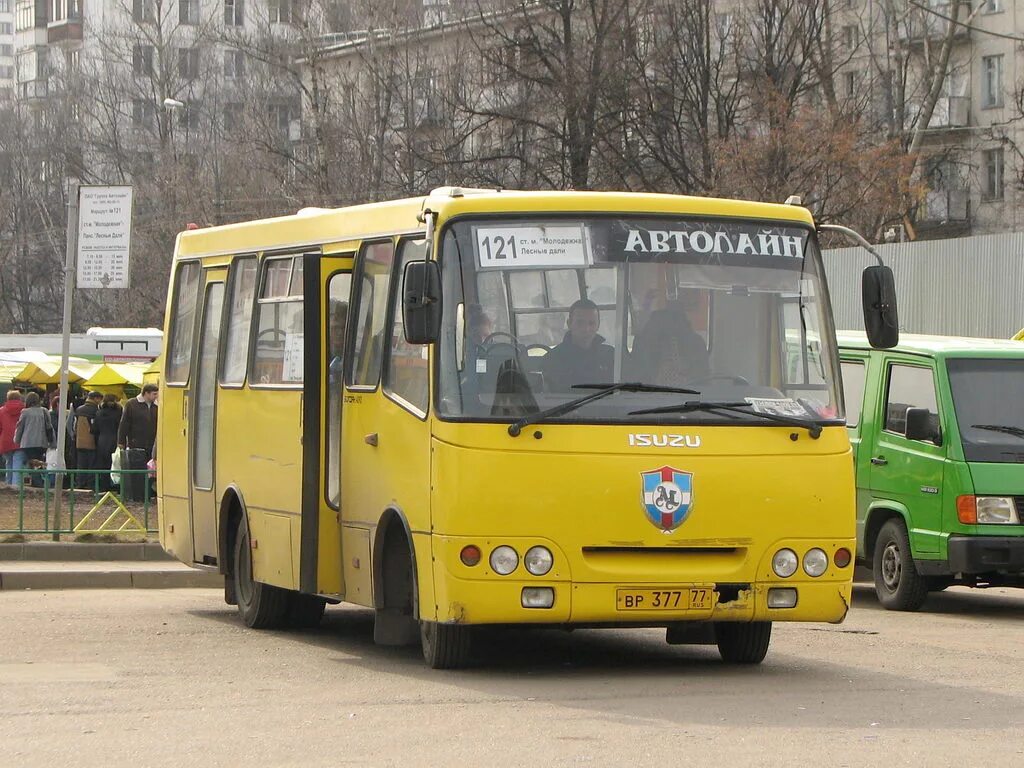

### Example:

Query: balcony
xmin=18 ymin=79 xmax=48 ymax=101
xmin=920 ymin=188 xmax=970 ymax=224
xmin=928 ymin=96 xmax=969 ymax=128
xmin=898 ymin=3 xmax=971 ymax=44
xmin=48 ymin=17 xmax=83 ymax=46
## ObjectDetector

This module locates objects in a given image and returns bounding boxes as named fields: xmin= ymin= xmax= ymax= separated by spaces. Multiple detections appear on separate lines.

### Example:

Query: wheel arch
xmin=863 ymin=503 xmax=910 ymax=563
xmin=371 ymin=505 xmax=420 ymax=619
xmin=218 ymin=484 xmax=249 ymax=577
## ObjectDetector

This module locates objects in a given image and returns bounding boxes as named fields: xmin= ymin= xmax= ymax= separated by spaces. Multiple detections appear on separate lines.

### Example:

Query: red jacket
xmin=0 ymin=398 xmax=25 ymax=454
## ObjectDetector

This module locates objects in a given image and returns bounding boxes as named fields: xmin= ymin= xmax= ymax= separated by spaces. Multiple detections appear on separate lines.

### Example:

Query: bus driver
xmin=542 ymin=298 xmax=614 ymax=391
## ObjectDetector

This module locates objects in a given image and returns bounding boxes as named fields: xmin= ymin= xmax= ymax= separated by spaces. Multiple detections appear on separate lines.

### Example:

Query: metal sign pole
xmin=52 ymin=183 xmax=80 ymax=541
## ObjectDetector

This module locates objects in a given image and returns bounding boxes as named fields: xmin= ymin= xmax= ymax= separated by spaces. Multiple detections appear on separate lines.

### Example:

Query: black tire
xmin=420 ymin=621 xmax=472 ymax=669
xmin=285 ymin=593 xmax=326 ymax=629
xmin=715 ymin=621 xmax=772 ymax=664
xmin=233 ymin=516 xmax=290 ymax=629
xmin=873 ymin=519 xmax=928 ymax=611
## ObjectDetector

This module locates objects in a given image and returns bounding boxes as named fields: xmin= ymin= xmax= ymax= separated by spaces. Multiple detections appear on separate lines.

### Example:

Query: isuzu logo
xmin=628 ymin=434 xmax=701 ymax=448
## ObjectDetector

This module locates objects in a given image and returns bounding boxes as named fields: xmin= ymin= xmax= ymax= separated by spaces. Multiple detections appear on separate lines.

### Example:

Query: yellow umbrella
xmin=1014 ymin=328 xmax=1024 ymax=341
xmin=143 ymin=355 xmax=162 ymax=386
xmin=82 ymin=363 xmax=149 ymax=397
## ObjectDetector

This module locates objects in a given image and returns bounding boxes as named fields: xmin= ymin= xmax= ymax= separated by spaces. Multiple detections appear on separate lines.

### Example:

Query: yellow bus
xmin=157 ymin=188 xmax=897 ymax=668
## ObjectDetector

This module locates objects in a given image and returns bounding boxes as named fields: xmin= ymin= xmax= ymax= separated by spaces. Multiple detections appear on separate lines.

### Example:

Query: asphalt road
xmin=1 ymin=584 xmax=1022 ymax=767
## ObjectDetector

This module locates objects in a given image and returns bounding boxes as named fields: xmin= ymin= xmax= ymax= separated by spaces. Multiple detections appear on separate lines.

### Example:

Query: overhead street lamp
xmin=160 ymin=97 xmax=223 ymax=224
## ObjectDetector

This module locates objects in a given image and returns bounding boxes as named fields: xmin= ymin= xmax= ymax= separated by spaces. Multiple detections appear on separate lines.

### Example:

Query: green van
xmin=838 ymin=333 xmax=1024 ymax=610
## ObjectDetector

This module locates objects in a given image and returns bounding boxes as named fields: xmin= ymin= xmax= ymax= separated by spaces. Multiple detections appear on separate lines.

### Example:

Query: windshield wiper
xmin=507 ymin=382 xmax=700 ymax=437
xmin=630 ymin=400 xmax=823 ymax=439
xmin=971 ymin=424 xmax=1024 ymax=440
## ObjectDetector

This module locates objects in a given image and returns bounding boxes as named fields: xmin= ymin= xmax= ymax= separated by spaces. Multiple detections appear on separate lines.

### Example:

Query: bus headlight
xmin=523 ymin=546 xmax=553 ymax=576
xmin=489 ymin=546 xmax=519 ymax=575
xmin=802 ymin=548 xmax=829 ymax=577
xmin=772 ymin=548 xmax=798 ymax=578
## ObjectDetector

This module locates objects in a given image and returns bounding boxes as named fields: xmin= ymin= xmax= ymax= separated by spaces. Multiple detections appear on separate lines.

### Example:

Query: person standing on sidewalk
xmin=13 ymin=392 xmax=55 ymax=487
xmin=118 ymin=384 xmax=158 ymax=500
xmin=91 ymin=394 xmax=123 ymax=492
xmin=0 ymin=391 xmax=25 ymax=487
xmin=74 ymin=391 xmax=103 ymax=486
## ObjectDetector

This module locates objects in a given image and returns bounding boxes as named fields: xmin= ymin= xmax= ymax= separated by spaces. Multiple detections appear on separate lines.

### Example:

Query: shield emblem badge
xmin=641 ymin=466 xmax=693 ymax=532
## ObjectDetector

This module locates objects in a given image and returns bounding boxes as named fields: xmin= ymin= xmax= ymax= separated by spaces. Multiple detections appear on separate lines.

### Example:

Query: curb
xmin=0 ymin=542 xmax=173 ymax=562
xmin=0 ymin=567 xmax=221 ymax=590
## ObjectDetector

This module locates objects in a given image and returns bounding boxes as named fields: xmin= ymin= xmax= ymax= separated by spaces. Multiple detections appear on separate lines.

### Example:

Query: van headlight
xmin=772 ymin=548 xmax=799 ymax=578
xmin=977 ymin=497 xmax=1020 ymax=524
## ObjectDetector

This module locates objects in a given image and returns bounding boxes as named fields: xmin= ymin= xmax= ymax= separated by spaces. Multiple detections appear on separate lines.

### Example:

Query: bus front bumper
xmin=428 ymin=572 xmax=852 ymax=626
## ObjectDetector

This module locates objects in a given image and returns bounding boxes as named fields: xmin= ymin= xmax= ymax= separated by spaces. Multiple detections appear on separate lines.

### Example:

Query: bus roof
xmin=838 ymin=331 xmax=1024 ymax=358
xmin=174 ymin=188 xmax=816 ymax=260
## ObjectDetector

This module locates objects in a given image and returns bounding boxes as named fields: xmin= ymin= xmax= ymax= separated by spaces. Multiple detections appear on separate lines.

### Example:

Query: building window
xmin=844 ymin=71 xmax=855 ymax=97
xmin=0 ymin=44 xmax=13 ymax=56
xmin=177 ymin=102 xmax=201 ymax=131
xmin=132 ymin=0 xmax=156 ymax=23
xmin=224 ymin=0 xmax=243 ymax=26
xmin=179 ymin=0 xmax=198 ymax=24
xmin=178 ymin=47 xmax=199 ymax=80
xmin=0 ymin=23 xmax=12 ymax=36
xmin=132 ymin=98 xmax=156 ymax=130
xmin=0 ymin=1 xmax=11 ymax=12
xmin=983 ymin=147 xmax=1004 ymax=200
xmin=223 ymin=49 xmax=244 ymax=79
xmin=983 ymin=0 xmax=1003 ymax=12
xmin=843 ymin=25 xmax=857 ymax=49
xmin=133 ymin=45 xmax=154 ymax=76
xmin=15 ymin=0 xmax=36 ymax=32
xmin=223 ymin=102 xmax=243 ymax=132
xmin=268 ymin=0 xmax=292 ymax=23
xmin=982 ymin=55 xmax=1003 ymax=108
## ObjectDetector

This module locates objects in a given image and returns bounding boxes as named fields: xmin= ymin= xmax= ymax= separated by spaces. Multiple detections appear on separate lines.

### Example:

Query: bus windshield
xmin=436 ymin=215 xmax=843 ymax=426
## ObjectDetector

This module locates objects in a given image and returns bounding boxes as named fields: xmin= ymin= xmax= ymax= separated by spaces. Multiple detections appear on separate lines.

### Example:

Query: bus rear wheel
xmin=714 ymin=621 xmax=772 ymax=664
xmin=420 ymin=621 xmax=472 ymax=669
xmin=233 ymin=516 xmax=289 ymax=629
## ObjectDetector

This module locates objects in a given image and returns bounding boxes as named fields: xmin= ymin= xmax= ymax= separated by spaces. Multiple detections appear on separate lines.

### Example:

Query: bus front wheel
xmin=420 ymin=621 xmax=472 ymax=669
xmin=714 ymin=621 xmax=772 ymax=664
xmin=233 ymin=516 xmax=289 ymax=629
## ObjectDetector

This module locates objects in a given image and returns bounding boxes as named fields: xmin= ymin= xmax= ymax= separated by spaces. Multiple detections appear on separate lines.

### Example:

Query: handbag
xmin=110 ymin=449 xmax=122 ymax=488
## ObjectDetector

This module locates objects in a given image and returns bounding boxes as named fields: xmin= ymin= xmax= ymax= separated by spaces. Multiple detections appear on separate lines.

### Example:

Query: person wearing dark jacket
xmin=542 ymin=299 xmax=615 ymax=391
xmin=91 ymin=394 xmax=123 ymax=491
xmin=74 ymin=392 xmax=103 ymax=480
xmin=118 ymin=384 xmax=158 ymax=455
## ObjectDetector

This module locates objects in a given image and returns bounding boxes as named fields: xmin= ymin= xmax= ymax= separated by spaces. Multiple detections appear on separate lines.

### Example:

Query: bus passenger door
xmin=299 ymin=253 xmax=354 ymax=597
xmin=189 ymin=271 xmax=226 ymax=565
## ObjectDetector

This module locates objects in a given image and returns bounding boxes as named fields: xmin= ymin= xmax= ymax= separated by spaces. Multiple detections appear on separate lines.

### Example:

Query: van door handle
xmin=870 ymin=456 xmax=888 ymax=466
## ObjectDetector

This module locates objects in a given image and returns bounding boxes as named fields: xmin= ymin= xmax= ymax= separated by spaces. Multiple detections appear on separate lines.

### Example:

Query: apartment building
xmin=0 ymin=0 xmax=14 ymax=96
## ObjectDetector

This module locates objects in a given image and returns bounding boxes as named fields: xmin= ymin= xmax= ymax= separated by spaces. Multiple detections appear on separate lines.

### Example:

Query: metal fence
xmin=0 ymin=468 xmax=156 ymax=537
xmin=823 ymin=232 xmax=1024 ymax=339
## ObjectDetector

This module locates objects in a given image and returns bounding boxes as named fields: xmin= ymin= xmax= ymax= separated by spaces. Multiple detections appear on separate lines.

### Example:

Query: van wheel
xmin=873 ymin=519 xmax=928 ymax=611
xmin=420 ymin=621 xmax=472 ymax=669
xmin=715 ymin=621 xmax=772 ymax=664
xmin=233 ymin=516 xmax=289 ymax=629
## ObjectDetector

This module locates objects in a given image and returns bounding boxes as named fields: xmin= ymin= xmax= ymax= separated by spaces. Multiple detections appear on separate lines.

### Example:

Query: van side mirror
xmin=905 ymin=407 xmax=941 ymax=445
xmin=862 ymin=265 xmax=899 ymax=349
xmin=402 ymin=260 xmax=442 ymax=344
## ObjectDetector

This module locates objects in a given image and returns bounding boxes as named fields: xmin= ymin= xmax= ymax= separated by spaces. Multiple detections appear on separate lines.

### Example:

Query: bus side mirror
xmin=862 ymin=265 xmax=899 ymax=349
xmin=403 ymin=260 xmax=442 ymax=344
xmin=905 ymin=407 xmax=941 ymax=445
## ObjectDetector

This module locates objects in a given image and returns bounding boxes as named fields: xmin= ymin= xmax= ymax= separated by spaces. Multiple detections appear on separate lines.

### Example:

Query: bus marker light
xmin=767 ymin=588 xmax=798 ymax=609
xmin=460 ymin=546 xmax=482 ymax=566
xmin=521 ymin=587 xmax=554 ymax=609
xmin=833 ymin=548 xmax=852 ymax=568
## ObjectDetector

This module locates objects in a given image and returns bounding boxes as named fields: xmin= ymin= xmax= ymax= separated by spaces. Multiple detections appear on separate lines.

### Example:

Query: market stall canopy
xmin=143 ymin=355 xmax=161 ymax=386
xmin=83 ymin=363 xmax=148 ymax=389
xmin=12 ymin=358 xmax=99 ymax=385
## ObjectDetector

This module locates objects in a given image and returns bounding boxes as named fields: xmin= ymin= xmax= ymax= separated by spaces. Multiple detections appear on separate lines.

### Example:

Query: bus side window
xmin=251 ymin=256 xmax=304 ymax=386
xmin=385 ymin=240 xmax=429 ymax=414
xmin=220 ymin=257 xmax=258 ymax=385
xmin=166 ymin=261 xmax=201 ymax=384
xmin=348 ymin=242 xmax=394 ymax=388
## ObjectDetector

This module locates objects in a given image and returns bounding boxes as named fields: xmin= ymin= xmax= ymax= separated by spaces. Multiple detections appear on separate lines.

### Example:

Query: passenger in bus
xmin=542 ymin=298 xmax=614 ymax=391
xmin=630 ymin=304 xmax=710 ymax=386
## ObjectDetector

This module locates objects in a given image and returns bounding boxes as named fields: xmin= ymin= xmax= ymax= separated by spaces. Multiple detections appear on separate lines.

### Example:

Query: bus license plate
xmin=616 ymin=587 xmax=713 ymax=611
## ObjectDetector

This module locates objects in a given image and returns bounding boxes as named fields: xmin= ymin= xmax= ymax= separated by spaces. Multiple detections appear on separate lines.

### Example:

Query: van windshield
xmin=947 ymin=358 xmax=1024 ymax=462
xmin=435 ymin=215 xmax=843 ymax=427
